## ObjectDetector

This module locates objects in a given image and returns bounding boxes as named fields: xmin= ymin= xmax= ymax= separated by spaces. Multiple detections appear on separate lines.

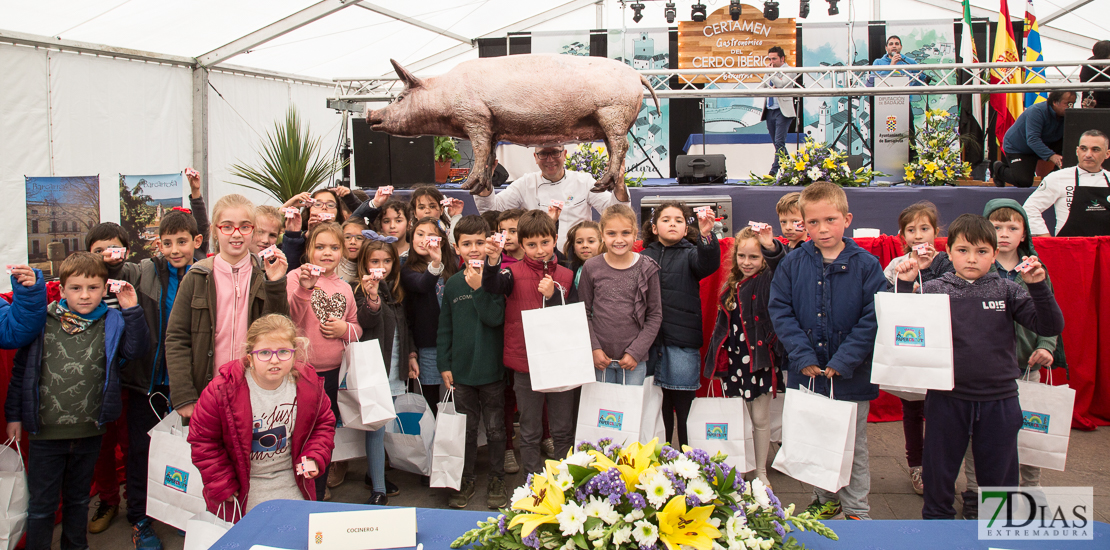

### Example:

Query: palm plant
xmin=229 ymin=106 xmax=347 ymax=203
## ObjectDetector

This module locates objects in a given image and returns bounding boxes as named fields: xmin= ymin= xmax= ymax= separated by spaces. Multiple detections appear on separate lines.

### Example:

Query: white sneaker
xmin=504 ymin=450 xmax=520 ymax=474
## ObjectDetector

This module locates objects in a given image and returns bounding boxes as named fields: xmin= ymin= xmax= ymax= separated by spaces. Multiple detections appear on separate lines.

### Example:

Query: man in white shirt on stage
xmin=761 ymin=46 xmax=798 ymax=177
xmin=473 ymin=145 xmax=630 ymax=249
xmin=1023 ymin=129 xmax=1110 ymax=237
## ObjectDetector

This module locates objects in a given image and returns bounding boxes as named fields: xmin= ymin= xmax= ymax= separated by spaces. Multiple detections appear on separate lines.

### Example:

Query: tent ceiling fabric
xmin=0 ymin=0 xmax=1102 ymax=79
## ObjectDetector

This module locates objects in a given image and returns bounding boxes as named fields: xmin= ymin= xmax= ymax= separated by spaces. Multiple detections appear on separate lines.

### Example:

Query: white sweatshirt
xmin=1022 ymin=166 xmax=1110 ymax=235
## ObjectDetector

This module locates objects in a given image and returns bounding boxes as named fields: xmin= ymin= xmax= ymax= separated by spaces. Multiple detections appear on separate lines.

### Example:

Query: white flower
xmin=613 ymin=526 xmax=633 ymax=546
xmin=685 ymin=478 xmax=717 ymax=504
xmin=725 ymin=514 xmax=748 ymax=538
xmin=511 ymin=485 xmax=532 ymax=509
xmin=637 ymin=471 xmax=675 ymax=509
xmin=807 ymin=167 xmax=822 ymax=180
xmin=555 ymin=501 xmax=587 ymax=537
xmin=583 ymin=496 xmax=620 ymax=525
xmin=670 ymin=456 xmax=701 ymax=480
xmin=747 ymin=478 xmax=772 ymax=509
xmin=707 ymin=517 xmax=721 ymax=528
xmin=624 ymin=509 xmax=645 ymax=522
xmin=564 ymin=451 xmax=594 ymax=469
xmin=555 ymin=471 xmax=574 ymax=492
xmin=759 ymin=539 xmax=775 ymax=550
xmin=632 ymin=520 xmax=659 ymax=547
xmin=586 ymin=527 xmax=605 ymax=540
xmin=562 ymin=539 xmax=576 ymax=550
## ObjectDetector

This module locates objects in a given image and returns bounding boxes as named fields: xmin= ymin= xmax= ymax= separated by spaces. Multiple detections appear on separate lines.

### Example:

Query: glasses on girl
xmin=217 ymin=223 xmax=255 ymax=236
xmin=249 ymin=348 xmax=295 ymax=361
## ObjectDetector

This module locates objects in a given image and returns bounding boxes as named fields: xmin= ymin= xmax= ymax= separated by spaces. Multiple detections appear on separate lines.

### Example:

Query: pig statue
xmin=366 ymin=54 xmax=660 ymax=195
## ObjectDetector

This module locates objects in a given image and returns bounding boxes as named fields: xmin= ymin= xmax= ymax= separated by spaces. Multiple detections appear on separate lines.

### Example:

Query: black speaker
xmin=1063 ymin=108 xmax=1110 ymax=170
xmin=674 ymin=154 xmax=727 ymax=184
xmin=351 ymin=119 xmax=391 ymax=187
xmin=351 ymin=120 xmax=435 ymax=187
xmin=389 ymin=136 xmax=434 ymax=187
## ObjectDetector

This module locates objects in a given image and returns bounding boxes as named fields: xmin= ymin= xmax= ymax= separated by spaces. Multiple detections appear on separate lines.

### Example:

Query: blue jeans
xmin=417 ymin=347 xmax=443 ymax=385
xmin=765 ymin=108 xmax=793 ymax=175
xmin=26 ymin=435 xmax=103 ymax=550
xmin=649 ymin=345 xmax=702 ymax=391
xmin=364 ymin=427 xmax=386 ymax=494
xmin=595 ymin=360 xmax=647 ymax=385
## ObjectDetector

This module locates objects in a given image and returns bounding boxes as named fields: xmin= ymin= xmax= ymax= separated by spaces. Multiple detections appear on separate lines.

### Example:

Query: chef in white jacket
xmin=1024 ymin=130 xmax=1110 ymax=237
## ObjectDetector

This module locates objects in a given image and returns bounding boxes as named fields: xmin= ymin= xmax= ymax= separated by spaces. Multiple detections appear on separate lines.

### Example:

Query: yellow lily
xmin=924 ymin=161 xmax=938 ymax=173
xmin=823 ymin=158 xmax=836 ymax=169
xmin=508 ymin=465 xmax=565 ymax=537
xmin=589 ymin=438 xmax=659 ymax=491
xmin=656 ymin=495 xmax=721 ymax=550
xmin=793 ymin=160 xmax=807 ymax=172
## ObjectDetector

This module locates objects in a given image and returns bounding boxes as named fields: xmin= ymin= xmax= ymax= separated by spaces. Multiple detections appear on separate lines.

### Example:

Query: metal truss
xmin=329 ymin=59 xmax=1110 ymax=108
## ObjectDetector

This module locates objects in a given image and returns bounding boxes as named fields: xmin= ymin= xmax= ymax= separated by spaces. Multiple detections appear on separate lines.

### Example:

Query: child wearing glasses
xmin=166 ymin=194 xmax=291 ymax=424
xmin=187 ymin=314 xmax=336 ymax=521
xmin=281 ymin=189 xmax=350 ymax=271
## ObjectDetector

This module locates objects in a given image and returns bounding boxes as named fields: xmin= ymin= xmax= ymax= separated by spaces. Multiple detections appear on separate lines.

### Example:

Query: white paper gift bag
xmin=639 ymin=376 xmax=667 ymax=444
xmin=383 ymin=386 xmax=435 ymax=476
xmin=1017 ymin=370 xmax=1076 ymax=471
xmin=686 ymin=386 xmax=755 ymax=472
xmin=147 ymin=411 xmax=207 ymax=530
xmin=430 ymin=394 xmax=467 ymax=490
xmin=0 ymin=440 xmax=28 ymax=550
xmin=871 ymin=283 xmax=954 ymax=391
xmin=331 ymin=427 xmax=368 ymax=462
xmin=521 ymin=291 xmax=596 ymax=393
xmin=575 ymin=374 xmax=647 ymax=446
xmin=771 ymin=382 xmax=857 ymax=492
xmin=338 ymin=339 xmax=397 ymax=431
xmin=769 ymin=390 xmax=784 ymax=443
xmin=182 ymin=501 xmax=240 ymax=550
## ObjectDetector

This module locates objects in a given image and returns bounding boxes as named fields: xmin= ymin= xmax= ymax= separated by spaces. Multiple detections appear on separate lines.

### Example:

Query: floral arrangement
xmin=566 ymin=144 xmax=644 ymax=187
xmin=902 ymin=109 xmax=972 ymax=186
xmin=749 ymin=138 xmax=885 ymax=187
xmin=452 ymin=439 xmax=836 ymax=550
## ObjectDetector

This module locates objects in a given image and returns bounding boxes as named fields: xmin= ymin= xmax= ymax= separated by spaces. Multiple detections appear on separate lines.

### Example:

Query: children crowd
xmin=1 ymin=176 xmax=1065 ymax=549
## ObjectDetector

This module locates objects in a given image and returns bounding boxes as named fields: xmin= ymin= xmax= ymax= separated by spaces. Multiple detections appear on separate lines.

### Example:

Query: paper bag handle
xmin=1022 ymin=365 xmax=1053 ymax=385
xmin=148 ymin=392 xmax=171 ymax=421
xmin=892 ymin=268 xmax=923 ymax=294
xmin=440 ymin=389 xmax=454 ymax=405
xmin=2 ymin=436 xmax=25 ymax=472
xmin=216 ymin=497 xmax=244 ymax=523
xmin=540 ymin=282 xmax=567 ymax=308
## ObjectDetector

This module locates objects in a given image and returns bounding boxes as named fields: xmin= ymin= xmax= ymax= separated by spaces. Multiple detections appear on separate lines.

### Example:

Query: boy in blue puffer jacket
xmin=768 ymin=182 xmax=887 ymax=521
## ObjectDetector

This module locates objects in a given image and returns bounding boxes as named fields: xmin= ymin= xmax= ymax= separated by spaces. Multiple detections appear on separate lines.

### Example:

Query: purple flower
xmin=660 ymin=445 xmax=680 ymax=461
xmin=627 ymin=493 xmax=647 ymax=510
xmin=772 ymin=520 xmax=786 ymax=537
xmin=523 ymin=531 xmax=541 ymax=549
xmin=662 ymin=468 xmax=686 ymax=495
xmin=497 ymin=515 xmax=507 ymax=534
xmin=685 ymin=448 xmax=711 ymax=469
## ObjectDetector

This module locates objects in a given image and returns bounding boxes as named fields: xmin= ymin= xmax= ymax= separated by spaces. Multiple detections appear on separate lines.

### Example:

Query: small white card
xmin=308 ymin=508 xmax=416 ymax=550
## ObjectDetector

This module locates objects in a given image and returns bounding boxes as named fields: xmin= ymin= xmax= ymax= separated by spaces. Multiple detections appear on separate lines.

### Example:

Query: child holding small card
xmin=281 ymin=189 xmax=350 ymax=271
xmin=410 ymin=186 xmax=463 ymax=245
xmin=188 ymin=314 xmax=335 ymax=520
xmin=401 ymin=217 xmax=458 ymax=418
xmin=775 ymin=192 xmax=807 ymax=251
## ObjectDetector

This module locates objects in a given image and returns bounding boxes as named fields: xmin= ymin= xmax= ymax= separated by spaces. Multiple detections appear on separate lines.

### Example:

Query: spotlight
xmin=692 ymin=2 xmax=707 ymax=22
xmin=799 ymin=0 xmax=810 ymax=18
xmin=730 ymin=0 xmax=742 ymax=20
xmin=827 ymin=0 xmax=839 ymax=15
xmin=764 ymin=1 xmax=779 ymax=20
xmin=664 ymin=2 xmax=677 ymax=23
xmin=631 ymin=2 xmax=645 ymax=23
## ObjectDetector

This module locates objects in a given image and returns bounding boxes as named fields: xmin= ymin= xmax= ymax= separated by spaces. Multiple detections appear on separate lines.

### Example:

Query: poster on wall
xmin=884 ymin=21 xmax=958 ymax=136
xmin=609 ymin=29 xmax=670 ymax=178
xmin=677 ymin=6 xmax=796 ymax=83
xmin=120 ymin=173 xmax=185 ymax=260
xmin=25 ymin=176 xmax=100 ymax=272
xmin=799 ymin=23 xmax=872 ymax=168
xmin=531 ymin=30 xmax=590 ymax=56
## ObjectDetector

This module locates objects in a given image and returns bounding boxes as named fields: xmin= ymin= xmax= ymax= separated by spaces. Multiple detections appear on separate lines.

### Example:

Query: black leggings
xmin=316 ymin=368 xmax=341 ymax=500
xmin=661 ymin=389 xmax=696 ymax=448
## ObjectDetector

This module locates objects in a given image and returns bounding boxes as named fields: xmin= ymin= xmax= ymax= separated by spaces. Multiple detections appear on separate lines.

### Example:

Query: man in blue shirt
xmin=761 ymin=46 xmax=798 ymax=177
xmin=993 ymin=91 xmax=1076 ymax=188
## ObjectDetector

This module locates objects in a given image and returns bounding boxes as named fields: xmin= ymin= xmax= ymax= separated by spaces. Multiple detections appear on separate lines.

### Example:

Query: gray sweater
xmin=577 ymin=254 xmax=663 ymax=363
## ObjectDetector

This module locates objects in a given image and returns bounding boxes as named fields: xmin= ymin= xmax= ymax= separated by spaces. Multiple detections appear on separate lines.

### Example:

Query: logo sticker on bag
xmin=894 ymin=326 xmax=925 ymax=347
xmin=164 ymin=466 xmax=189 ymax=492
xmin=1022 ymin=411 xmax=1050 ymax=433
xmin=706 ymin=423 xmax=728 ymax=440
xmin=597 ymin=409 xmax=624 ymax=430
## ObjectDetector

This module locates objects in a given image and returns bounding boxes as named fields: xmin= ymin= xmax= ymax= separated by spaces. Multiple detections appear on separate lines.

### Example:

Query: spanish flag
xmin=990 ymin=0 xmax=1023 ymax=150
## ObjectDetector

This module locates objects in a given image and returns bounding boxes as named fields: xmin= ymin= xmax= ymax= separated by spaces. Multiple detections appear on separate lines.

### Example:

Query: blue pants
xmin=125 ymin=387 xmax=171 ymax=525
xmin=595 ymin=360 xmax=647 ymax=385
xmin=27 ymin=435 xmax=103 ymax=550
xmin=921 ymin=392 xmax=1022 ymax=519
xmin=765 ymin=108 xmax=794 ymax=175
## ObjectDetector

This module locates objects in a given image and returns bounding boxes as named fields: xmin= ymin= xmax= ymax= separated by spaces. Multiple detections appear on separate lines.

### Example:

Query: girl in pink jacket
xmin=188 ymin=314 xmax=336 ymax=521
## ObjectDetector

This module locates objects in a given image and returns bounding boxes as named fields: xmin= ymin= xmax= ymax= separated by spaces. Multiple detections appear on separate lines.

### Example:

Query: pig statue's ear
xmin=391 ymin=59 xmax=425 ymax=90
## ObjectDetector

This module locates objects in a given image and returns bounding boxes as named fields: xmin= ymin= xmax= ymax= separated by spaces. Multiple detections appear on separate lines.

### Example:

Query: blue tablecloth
xmin=211 ymin=500 xmax=492 ymax=550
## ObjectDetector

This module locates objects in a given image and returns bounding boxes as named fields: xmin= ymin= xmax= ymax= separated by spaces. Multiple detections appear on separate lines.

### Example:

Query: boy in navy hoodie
xmin=769 ymin=182 xmax=887 ymax=521
xmin=893 ymin=214 xmax=1064 ymax=520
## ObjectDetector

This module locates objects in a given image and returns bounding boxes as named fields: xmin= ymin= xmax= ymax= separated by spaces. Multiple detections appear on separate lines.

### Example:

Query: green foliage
xmin=228 ymin=106 xmax=347 ymax=204
xmin=902 ymin=109 xmax=973 ymax=185
xmin=434 ymin=136 xmax=462 ymax=164
xmin=565 ymin=144 xmax=644 ymax=187
xmin=749 ymin=137 xmax=886 ymax=186
xmin=118 ymin=176 xmax=156 ymax=260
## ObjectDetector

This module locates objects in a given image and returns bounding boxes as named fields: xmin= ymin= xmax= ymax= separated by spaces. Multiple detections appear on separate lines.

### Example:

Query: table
xmin=212 ymin=500 xmax=493 ymax=550
xmin=789 ymin=519 xmax=1109 ymax=549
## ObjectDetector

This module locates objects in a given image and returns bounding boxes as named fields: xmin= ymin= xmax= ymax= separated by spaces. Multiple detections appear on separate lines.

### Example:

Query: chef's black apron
xmin=1056 ymin=171 xmax=1110 ymax=237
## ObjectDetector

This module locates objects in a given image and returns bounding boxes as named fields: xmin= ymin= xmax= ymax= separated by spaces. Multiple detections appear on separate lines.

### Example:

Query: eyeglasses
xmin=249 ymin=348 xmax=295 ymax=362
xmin=535 ymin=151 xmax=564 ymax=160
xmin=314 ymin=201 xmax=338 ymax=211
xmin=217 ymin=224 xmax=254 ymax=236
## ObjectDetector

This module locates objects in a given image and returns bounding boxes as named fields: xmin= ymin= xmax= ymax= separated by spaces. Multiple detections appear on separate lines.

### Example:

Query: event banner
xmin=884 ymin=20 xmax=959 ymax=134
xmin=120 ymin=173 xmax=185 ymax=260
xmin=874 ymin=77 xmax=912 ymax=183
xmin=25 ymin=176 xmax=100 ymax=273
xmin=609 ymin=29 xmax=671 ymax=178
xmin=677 ymin=6 xmax=796 ymax=83
xmin=799 ymin=23 xmax=872 ymax=169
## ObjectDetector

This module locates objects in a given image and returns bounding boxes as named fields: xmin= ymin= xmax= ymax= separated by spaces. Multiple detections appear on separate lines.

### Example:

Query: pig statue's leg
xmin=463 ymin=128 xmax=494 ymax=196
xmin=592 ymin=107 xmax=632 ymax=193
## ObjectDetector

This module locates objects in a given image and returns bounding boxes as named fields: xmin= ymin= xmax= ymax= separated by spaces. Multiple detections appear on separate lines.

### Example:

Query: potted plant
xmin=434 ymin=136 xmax=461 ymax=183
xmin=903 ymin=109 xmax=973 ymax=186
xmin=228 ymin=106 xmax=347 ymax=203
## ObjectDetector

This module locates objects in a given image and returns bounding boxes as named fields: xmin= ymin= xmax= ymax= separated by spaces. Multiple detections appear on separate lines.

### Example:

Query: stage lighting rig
xmin=692 ymin=2 xmax=707 ymax=22
xmin=799 ymin=0 xmax=810 ymax=18
xmin=729 ymin=0 xmax=742 ymax=20
xmin=631 ymin=2 xmax=645 ymax=23
xmin=827 ymin=0 xmax=839 ymax=15
xmin=764 ymin=1 xmax=780 ymax=20
xmin=665 ymin=2 xmax=677 ymax=23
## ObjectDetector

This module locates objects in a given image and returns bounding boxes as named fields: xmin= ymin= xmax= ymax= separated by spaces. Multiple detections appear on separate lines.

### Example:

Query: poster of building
xmin=120 ymin=173 xmax=184 ymax=260
xmin=799 ymin=23 xmax=872 ymax=168
xmin=531 ymin=30 xmax=590 ymax=56
xmin=885 ymin=21 xmax=959 ymax=135
xmin=609 ymin=29 xmax=671 ymax=178
xmin=25 ymin=176 xmax=100 ymax=271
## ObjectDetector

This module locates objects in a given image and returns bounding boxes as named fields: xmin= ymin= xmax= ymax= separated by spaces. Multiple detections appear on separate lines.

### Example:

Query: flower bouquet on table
xmin=566 ymin=144 xmax=645 ymax=188
xmin=749 ymin=138 xmax=885 ymax=187
xmin=902 ymin=109 xmax=972 ymax=186
xmin=451 ymin=438 xmax=837 ymax=550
